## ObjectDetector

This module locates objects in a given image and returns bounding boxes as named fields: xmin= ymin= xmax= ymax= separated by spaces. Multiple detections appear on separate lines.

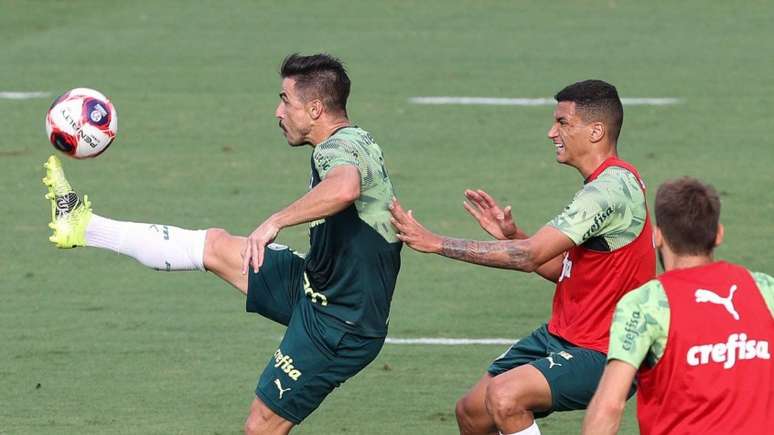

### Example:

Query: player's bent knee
xmin=485 ymin=377 xmax=524 ymax=418
xmin=243 ymin=398 xmax=293 ymax=435
xmin=456 ymin=394 xmax=492 ymax=433
xmin=243 ymin=404 xmax=279 ymax=435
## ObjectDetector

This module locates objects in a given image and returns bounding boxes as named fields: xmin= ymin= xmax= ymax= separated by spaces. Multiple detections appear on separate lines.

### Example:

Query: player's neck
xmin=664 ymin=252 xmax=715 ymax=272
xmin=310 ymin=117 xmax=351 ymax=146
xmin=576 ymin=146 xmax=618 ymax=179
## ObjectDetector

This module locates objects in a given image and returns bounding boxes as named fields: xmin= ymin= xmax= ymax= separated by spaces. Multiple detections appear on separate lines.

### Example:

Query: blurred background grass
xmin=2 ymin=1 xmax=773 ymax=433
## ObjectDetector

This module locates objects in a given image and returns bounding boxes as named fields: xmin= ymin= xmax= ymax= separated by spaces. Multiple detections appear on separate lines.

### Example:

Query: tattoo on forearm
xmin=440 ymin=238 xmax=534 ymax=271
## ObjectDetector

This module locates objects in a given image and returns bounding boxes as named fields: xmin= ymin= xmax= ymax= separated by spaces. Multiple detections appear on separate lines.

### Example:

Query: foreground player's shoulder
xmin=313 ymin=128 xmax=361 ymax=176
xmin=608 ymin=279 xmax=670 ymax=368
xmin=594 ymin=165 xmax=646 ymax=205
xmin=748 ymin=270 xmax=774 ymax=318
xmin=548 ymin=165 xmax=646 ymax=247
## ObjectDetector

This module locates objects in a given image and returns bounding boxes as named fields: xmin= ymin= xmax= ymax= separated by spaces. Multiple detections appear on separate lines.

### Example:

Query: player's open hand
xmin=241 ymin=218 xmax=281 ymax=274
xmin=463 ymin=189 xmax=521 ymax=240
xmin=389 ymin=197 xmax=443 ymax=254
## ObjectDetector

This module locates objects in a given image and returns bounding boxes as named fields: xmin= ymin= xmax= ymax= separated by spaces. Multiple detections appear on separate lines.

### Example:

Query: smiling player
xmin=390 ymin=80 xmax=655 ymax=435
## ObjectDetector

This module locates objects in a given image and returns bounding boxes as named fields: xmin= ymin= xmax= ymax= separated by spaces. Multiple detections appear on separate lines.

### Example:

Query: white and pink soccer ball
xmin=45 ymin=88 xmax=117 ymax=159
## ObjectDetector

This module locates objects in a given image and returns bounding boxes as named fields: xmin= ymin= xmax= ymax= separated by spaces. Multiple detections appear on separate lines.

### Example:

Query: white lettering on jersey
xmin=695 ymin=285 xmax=740 ymax=320
xmin=686 ymin=333 xmax=770 ymax=369
xmin=558 ymin=252 xmax=573 ymax=282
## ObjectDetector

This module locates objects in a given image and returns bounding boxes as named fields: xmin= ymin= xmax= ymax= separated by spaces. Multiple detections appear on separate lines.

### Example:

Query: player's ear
xmin=714 ymin=223 xmax=724 ymax=247
xmin=589 ymin=121 xmax=605 ymax=143
xmin=653 ymin=226 xmax=664 ymax=249
xmin=307 ymin=99 xmax=324 ymax=120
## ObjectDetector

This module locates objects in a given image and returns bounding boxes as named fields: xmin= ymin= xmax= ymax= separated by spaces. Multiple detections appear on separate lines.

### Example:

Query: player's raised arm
xmin=390 ymin=197 xmax=574 ymax=272
xmin=463 ymin=189 xmax=524 ymax=240
xmin=463 ymin=189 xmax=566 ymax=281
xmin=242 ymin=164 xmax=360 ymax=274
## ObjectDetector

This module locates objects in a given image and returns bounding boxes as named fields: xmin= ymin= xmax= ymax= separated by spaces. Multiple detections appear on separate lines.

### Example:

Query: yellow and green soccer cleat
xmin=42 ymin=155 xmax=92 ymax=248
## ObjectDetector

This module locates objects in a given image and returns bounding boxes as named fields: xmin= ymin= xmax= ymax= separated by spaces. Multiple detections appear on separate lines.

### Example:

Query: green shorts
xmin=488 ymin=324 xmax=635 ymax=417
xmin=246 ymin=244 xmax=384 ymax=424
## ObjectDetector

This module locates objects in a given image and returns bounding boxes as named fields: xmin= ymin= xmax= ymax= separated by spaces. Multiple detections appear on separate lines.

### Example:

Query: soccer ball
xmin=45 ymin=88 xmax=118 ymax=159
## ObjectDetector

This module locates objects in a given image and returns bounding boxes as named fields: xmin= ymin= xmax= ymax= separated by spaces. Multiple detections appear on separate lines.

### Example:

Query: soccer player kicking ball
xmin=390 ymin=80 xmax=656 ymax=435
xmin=582 ymin=177 xmax=774 ymax=435
xmin=42 ymin=53 xmax=402 ymax=435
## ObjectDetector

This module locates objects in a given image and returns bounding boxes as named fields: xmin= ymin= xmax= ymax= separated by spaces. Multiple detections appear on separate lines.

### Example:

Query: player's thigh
xmin=487 ymin=326 xmax=552 ymax=377
xmin=528 ymin=342 xmax=632 ymax=414
xmin=245 ymin=243 xmax=306 ymax=326
xmin=254 ymin=304 xmax=384 ymax=424
xmin=486 ymin=364 xmax=552 ymax=414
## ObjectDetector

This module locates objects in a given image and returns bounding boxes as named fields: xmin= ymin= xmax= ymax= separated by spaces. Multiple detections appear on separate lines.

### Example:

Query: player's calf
xmin=202 ymin=228 xmax=249 ymax=294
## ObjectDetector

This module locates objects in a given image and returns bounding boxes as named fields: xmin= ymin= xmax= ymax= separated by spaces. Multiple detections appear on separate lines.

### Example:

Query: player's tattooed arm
xmin=440 ymin=238 xmax=537 ymax=271
xmin=390 ymin=197 xmax=574 ymax=272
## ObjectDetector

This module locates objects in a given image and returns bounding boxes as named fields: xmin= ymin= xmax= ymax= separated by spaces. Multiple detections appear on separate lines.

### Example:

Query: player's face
xmin=547 ymin=101 xmax=589 ymax=166
xmin=276 ymin=78 xmax=312 ymax=146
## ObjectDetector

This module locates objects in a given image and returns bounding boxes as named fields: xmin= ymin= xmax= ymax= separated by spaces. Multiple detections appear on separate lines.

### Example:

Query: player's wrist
xmin=504 ymin=227 xmax=527 ymax=240
xmin=268 ymin=213 xmax=286 ymax=231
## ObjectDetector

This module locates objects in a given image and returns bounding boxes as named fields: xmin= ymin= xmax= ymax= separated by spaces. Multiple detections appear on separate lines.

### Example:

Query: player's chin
xmin=284 ymin=135 xmax=305 ymax=147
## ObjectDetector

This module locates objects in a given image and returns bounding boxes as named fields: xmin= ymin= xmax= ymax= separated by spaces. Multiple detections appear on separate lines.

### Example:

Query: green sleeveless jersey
xmin=304 ymin=126 xmax=402 ymax=337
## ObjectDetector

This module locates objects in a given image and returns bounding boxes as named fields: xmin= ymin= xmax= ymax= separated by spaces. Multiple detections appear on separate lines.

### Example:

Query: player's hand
xmin=463 ymin=189 xmax=521 ymax=240
xmin=241 ymin=217 xmax=281 ymax=274
xmin=389 ymin=197 xmax=443 ymax=254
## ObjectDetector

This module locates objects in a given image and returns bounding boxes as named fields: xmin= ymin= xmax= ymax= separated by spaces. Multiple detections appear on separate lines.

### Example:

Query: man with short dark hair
xmin=582 ymin=177 xmax=774 ymax=435
xmin=43 ymin=53 xmax=401 ymax=435
xmin=391 ymin=80 xmax=655 ymax=434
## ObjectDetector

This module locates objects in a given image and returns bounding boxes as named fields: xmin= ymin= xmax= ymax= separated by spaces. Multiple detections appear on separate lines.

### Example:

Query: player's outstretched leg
xmin=43 ymin=155 xmax=92 ymax=248
xmin=42 ymin=155 xmax=248 ymax=293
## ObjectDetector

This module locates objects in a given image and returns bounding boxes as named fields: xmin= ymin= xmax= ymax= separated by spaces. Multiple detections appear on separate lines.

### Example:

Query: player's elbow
xmin=336 ymin=184 xmax=360 ymax=204
xmin=511 ymin=240 xmax=541 ymax=272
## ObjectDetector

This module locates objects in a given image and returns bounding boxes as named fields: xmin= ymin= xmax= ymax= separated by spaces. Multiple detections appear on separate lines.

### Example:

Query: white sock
xmin=500 ymin=421 xmax=541 ymax=435
xmin=86 ymin=214 xmax=206 ymax=271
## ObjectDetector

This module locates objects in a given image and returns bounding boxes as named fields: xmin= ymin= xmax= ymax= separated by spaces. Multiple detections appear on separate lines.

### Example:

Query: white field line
xmin=385 ymin=337 xmax=517 ymax=345
xmin=0 ymin=91 xmax=51 ymax=100
xmin=409 ymin=97 xmax=681 ymax=106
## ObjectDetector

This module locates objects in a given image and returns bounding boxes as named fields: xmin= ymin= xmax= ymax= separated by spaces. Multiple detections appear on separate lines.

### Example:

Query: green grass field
xmin=2 ymin=1 xmax=774 ymax=433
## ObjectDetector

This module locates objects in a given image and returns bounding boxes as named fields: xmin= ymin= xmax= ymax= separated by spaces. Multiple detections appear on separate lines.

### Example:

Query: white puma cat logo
xmin=274 ymin=378 xmax=291 ymax=400
xmin=546 ymin=353 xmax=563 ymax=369
xmin=695 ymin=285 xmax=740 ymax=320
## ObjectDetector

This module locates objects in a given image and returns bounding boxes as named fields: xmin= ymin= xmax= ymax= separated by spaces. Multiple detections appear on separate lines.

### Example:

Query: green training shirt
xmin=303 ymin=126 xmax=401 ymax=337
xmin=549 ymin=166 xmax=647 ymax=251
xmin=608 ymin=270 xmax=774 ymax=368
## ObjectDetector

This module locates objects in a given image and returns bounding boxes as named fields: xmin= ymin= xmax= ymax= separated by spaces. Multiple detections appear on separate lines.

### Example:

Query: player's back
xmin=304 ymin=126 xmax=401 ymax=337
xmin=637 ymin=261 xmax=774 ymax=434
